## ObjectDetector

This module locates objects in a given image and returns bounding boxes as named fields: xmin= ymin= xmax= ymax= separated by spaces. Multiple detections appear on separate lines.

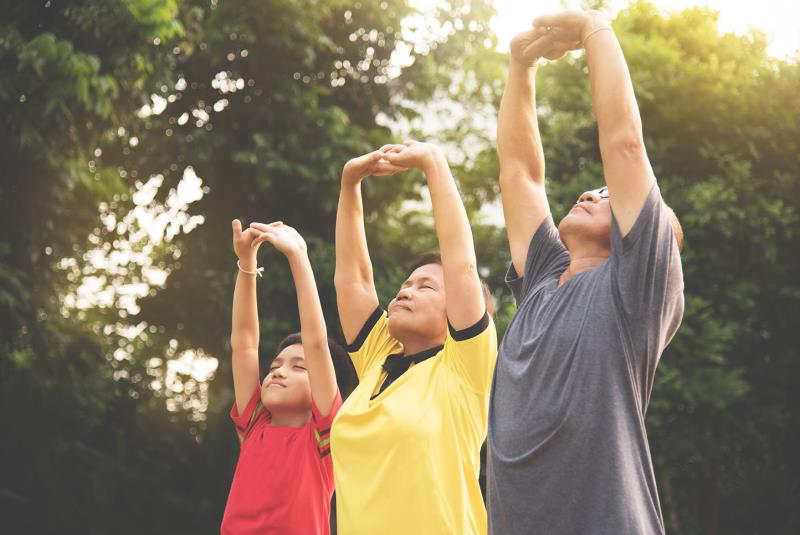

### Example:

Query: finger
xmin=381 ymin=144 xmax=405 ymax=154
xmin=251 ymin=232 xmax=277 ymax=248
xmin=532 ymin=26 xmax=549 ymax=40
xmin=241 ymin=227 xmax=263 ymax=239
xmin=232 ymin=219 xmax=242 ymax=238
xmin=249 ymin=221 xmax=283 ymax=231
xmin=373 ymin=165 xmax=408 ymax=176
xmin=543 ymin=43 xmax=573 ymax=61
xmin=522 ymin=33 xmax=557 ymax=60
xmin=515 ymin=27 xmax=545 ymax=43
xmin=374 ymin=161 xmax=407 ymax=173
xmin=382 ymin=152 xmax=402 ymax=164
xmin=378 ymin=144 xmax=395 ymax=152
xmin=402 ymin=140 xmax=418 ymax=146
xmin=533 ymin=14 xmax=557 ymax=28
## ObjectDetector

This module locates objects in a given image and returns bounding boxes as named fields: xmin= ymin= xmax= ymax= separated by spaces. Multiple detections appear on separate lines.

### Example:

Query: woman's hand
xmin=379 ymin=140 xmax=441 ymax=171
xmin=342 ymin=149 xmax=407 ymax=186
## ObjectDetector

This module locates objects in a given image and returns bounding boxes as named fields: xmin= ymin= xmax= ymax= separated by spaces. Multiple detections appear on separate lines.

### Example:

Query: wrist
xmin=421 ymin=144 xmax=445 ymax=174
xmin=342 ymin=163 xmax=365 ymax=187
xmin=581 ymin=11 xmax=612 ymax=43
xmin=238 ymin=256 xmax=257 ymax=271
xmin=286 ymin=247 xmax=310 ymax=269
xmin=510 ymin=56 xmax=538 ymax=71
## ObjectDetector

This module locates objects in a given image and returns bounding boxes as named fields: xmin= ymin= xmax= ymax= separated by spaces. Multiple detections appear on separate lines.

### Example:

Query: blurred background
xmin=1 ymin=0 xmax=798 ymax=533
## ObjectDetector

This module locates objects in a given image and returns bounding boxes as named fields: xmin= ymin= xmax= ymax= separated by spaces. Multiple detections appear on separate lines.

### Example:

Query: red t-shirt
xmin=221 ymin=389 xmax=342 ymax=535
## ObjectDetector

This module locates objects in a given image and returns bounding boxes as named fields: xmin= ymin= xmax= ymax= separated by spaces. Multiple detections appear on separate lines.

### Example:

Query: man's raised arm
xmin=498 ymin=30 xmax=553 ymax=275
xmin=534 ymin=11 xmax=656 ymax=235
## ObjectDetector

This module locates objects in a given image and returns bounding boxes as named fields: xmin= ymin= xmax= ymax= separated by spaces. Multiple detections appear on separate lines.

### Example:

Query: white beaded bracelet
xmin=237 ymin=260 xmax=264 ymax=278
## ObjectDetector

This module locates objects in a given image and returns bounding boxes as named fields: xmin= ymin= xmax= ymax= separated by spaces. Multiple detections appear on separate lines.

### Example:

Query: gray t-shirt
xmin=487 ymin=184 xmax=684 ymax=535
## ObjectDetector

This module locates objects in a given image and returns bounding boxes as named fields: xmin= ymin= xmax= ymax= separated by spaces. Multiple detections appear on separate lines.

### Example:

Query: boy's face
xmin=261 ymin=343 xmax=312 ymax=412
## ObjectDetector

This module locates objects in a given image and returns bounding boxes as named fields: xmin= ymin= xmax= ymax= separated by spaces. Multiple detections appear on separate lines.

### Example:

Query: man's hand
xmin=232 ymin=219 xmax=267 ymax=266
xmin=529 ymin=10 xmax=610 ymax=59
xmin=249 ymin=221 xmax=307 ymax=259
xmin=342 ymin=149 xmax=406 ymax=187
xmin=509 ymin=26 xmax=580 ymax=66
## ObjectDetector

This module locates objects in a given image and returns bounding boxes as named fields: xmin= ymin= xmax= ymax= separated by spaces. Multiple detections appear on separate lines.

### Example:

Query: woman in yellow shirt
xmin=331 ymin=140 xmax=498 ymax=534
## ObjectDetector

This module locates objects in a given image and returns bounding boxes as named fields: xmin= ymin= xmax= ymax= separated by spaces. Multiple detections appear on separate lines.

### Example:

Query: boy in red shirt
xmin=221 ymin=219 xmax=343 ymax=535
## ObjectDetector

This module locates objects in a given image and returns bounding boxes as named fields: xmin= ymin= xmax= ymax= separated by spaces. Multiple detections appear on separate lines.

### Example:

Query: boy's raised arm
xmin=250 ymin=223 xmax=338 ymax=416
xmin=230 ymin=219 xmax=265 ymax=415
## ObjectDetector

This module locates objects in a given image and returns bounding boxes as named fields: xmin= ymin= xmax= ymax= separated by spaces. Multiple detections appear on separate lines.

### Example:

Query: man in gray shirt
xmin=488 ymin=9 xmax=684 ymax=535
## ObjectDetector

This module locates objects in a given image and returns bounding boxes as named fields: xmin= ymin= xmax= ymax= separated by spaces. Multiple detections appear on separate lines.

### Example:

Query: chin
xmin=263 ymin=392 xmax=311 ymax=413
xmin=386 ymin=314 xmax=408 ymax=339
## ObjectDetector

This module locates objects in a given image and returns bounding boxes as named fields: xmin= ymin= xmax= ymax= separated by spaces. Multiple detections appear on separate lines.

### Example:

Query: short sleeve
xmin=311 ymin=389 xmax=342 ymax=459
xmin=230 ymin=389 xmax=268 ymax=446
xmin=610 ymin=183 xmax=685 ymax=370
xmin=442 ymin=313 xmax=498 ymax=394
xmin=506 ymin=217 xmax=570 ymax=305
xmin=345 ymin=307 xmax=403 ymax=379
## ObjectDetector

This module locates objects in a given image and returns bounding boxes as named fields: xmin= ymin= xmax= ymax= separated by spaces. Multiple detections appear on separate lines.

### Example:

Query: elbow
xmin=499 ymin=168 xmax=543 ymax=190
xmin=302 ymin=337 xmax=328 ymax=356
xmin=600 ymin=130 xmax=648 ymax=161
xmin=334 ymin=266 xmax=372 ymax=289
xmin=446 ymin=258 xmax=478 ymax=280
xmin=230 ymin=336 xmax=258 ymax=352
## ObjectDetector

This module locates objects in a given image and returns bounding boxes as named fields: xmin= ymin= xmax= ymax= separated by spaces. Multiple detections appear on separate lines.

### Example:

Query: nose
xmin=271 ymin=366 xmax=287 ymax=379
xmin=577 ymin=190 xmax=601 ymax=204
xmin=396 ymin=286 xmax=412 ymax=301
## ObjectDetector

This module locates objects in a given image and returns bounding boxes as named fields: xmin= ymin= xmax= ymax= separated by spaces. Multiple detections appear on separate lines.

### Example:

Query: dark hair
xmin=265 ymin=332 xmax=356 ymax=397
xmin=406 ymin=251 xmax=442 ymax=278
xmin=405 ymin=250 xmax=495 ymax=317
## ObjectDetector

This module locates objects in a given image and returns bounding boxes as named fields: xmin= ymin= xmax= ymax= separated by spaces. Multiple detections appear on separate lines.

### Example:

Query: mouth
xmin=572 ymin=203 xmax=591 ymax=214
xmin=266 ymin=381 xmax=287 ymax=389
xmin=391 ymin=303 xmax=412 ymax=313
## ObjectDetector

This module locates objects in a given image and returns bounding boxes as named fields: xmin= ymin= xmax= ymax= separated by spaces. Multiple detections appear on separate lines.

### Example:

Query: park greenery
xmin=1 ymin=0 xmax=797 ymax=533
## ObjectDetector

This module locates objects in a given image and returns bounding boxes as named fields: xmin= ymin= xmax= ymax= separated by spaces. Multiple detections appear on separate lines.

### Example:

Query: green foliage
xmin=1 ymin=0 xmax=798 ymax=533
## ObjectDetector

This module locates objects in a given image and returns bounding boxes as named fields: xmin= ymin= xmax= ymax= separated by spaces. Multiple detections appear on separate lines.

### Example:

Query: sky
xmin=491 ymin=0 xmax=800 ymax=60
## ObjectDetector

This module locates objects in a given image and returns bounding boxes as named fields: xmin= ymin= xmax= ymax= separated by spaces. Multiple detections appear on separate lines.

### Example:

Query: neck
xmin=268 ymin=407 xmax=310 ymax=427
xmin=560 ymin=253 xmax=609 ymax=286
xmin=399 ymin=333 xmax=445 ymax=357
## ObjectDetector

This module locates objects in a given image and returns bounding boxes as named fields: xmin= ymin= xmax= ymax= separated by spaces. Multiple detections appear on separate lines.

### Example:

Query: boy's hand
xmin=380 ymin=140 xmax=440 ymax=171
xmin=342 ymin=149 xmax=406 ymax=186
xmin=232 ymin=219 xmax=269 ymax=266
xmin=249 ymin=221 xmax=307 ymax=259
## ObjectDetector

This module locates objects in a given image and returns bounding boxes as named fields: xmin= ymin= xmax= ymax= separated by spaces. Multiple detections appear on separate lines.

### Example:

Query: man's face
xmin=261 ymin=344 xmax=312 ymax=411
xmin=387 ymin=263 xmax=448 ymax=345
xmin=558 ymin=187 xmax=613 ymax=249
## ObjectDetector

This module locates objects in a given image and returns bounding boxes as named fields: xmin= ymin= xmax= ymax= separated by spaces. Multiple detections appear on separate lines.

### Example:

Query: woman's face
xmin=386 ymin=263 xmax=448 ymax=346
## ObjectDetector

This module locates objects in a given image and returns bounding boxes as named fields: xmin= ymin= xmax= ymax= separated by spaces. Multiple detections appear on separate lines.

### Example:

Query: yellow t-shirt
xmin=331 ymin=308 xmax=498 ymax=534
